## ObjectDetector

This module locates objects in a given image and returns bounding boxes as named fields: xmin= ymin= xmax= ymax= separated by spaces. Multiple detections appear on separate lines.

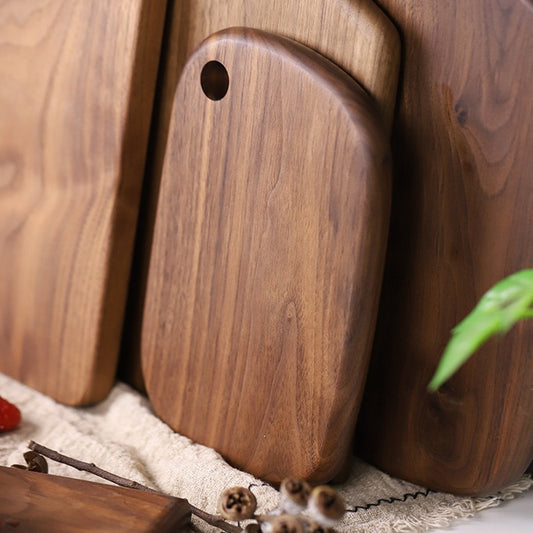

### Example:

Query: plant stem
xmin=28 ymin=440 xmax=159 ymax=493
xmin=27 ymin=441 xmax=241 ymax=533
xmin=188 ymin=504 xmax=242 ymax=533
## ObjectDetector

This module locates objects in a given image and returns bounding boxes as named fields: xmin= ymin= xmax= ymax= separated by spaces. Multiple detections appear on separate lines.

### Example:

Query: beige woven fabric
xmin=1 ymin=373 xmax=531 ymax=531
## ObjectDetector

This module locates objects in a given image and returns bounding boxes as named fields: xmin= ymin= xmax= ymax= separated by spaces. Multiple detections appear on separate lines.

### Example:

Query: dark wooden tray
xmin=0 ymin=466 xmax=190 ymax=532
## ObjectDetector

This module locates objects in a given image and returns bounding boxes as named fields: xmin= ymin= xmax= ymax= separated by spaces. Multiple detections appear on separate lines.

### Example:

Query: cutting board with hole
xmin=141 ymin=27 xmax=393 ymax=483
xmin=0 ymin=1 xmax=165 ymax=405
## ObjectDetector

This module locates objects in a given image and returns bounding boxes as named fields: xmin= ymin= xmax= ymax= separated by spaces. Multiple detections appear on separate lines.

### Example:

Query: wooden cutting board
xmin=356 ymin=0 xmax=533 ymax=495
xmin=0 ymin=466 xmax=191 ymax=532
xmin=141 ymin=27 xmax=392 ymax=483
xmin=120 ymin=0 xmax=400 ymax=392
xmin=0 ymin=1 xmax=166 ymax=405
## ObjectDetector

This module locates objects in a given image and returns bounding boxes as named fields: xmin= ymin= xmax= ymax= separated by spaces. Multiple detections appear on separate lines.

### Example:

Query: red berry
xmin=0 ymin=396 xmax=21 ymax=432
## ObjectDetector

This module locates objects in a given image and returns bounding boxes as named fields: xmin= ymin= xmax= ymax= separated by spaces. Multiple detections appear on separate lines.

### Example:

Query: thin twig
xmin=28 ymin=441 xmax=159 ymax=493
xmin=27 ymin=441 xmax=241 ymax=533
xmin=188 ymin=504 xmax=242 ymax=533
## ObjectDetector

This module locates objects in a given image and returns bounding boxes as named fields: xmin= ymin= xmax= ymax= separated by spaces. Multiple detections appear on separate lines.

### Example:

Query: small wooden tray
xmin=0 ymin=466 xmax=190 ymax=532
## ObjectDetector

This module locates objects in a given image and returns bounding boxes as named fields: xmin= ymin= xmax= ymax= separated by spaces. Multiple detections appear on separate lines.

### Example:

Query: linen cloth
xmin=0 ymin=373 xmax=530 ymax=532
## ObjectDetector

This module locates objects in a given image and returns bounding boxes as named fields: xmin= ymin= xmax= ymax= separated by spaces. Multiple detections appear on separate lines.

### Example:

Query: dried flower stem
xmin=28 ymin=441 xmax=158 ymax=493
xmin=27 ymin=441 xmax=241 ymax=533
xmin=189 ymin=505 xmax=242 ymax=533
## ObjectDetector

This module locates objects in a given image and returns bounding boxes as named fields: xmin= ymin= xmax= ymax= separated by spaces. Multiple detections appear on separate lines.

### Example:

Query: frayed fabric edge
xmin=347 ymin=474 xmax=531 ymax=532
xmin=472 ymin=474 xmax=532 ymax=512
xmin=353 ymin=499 xmax=475 ymax=533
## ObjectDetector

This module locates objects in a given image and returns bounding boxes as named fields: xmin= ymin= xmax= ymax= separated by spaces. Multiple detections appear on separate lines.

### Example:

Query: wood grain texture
xmin=357 ymin=0 xmax=533 ymax=495
xmin=0 ymin=1 xmax=166 ymax=404
xmin=0 ymin=466 xmax=191 ymax=532
xmin=120 ymin=0 xmax=400 ymax=392
xmin=141 ymin=28 xmax=392 ymax=483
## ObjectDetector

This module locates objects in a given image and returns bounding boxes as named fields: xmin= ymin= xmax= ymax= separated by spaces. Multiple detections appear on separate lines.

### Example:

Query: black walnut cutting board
xmin=141 ymin=27 xmax=392 ymax=483
xmin=0 ymin=1 xmax=165 ymax=405
xmin=356 ymin=0 xmax=533 ymax=495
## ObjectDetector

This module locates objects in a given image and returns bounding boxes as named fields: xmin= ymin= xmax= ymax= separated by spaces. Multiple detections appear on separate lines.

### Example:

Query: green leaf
xmin=428 ymin=269 xmax=533 ymax=391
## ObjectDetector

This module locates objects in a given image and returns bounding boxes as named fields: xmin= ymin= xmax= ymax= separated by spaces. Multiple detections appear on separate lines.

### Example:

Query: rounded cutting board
xmin=356 ymin=0 xmax=533 ymax=495
xmin=0 ymin=1 xmax=166 ymax=406
xmin=141 ymin=28 xmax=392 ymax=483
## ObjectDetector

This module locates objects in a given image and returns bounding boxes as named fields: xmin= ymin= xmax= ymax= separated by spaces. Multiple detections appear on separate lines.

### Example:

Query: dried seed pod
xmin=23 ymin=451 xmax=48 ymax=473
xmin=307 ymin=486 xmax=345 ymax=527
xmin=279 ymin=478 xmax=311 ymax=514
xmin=261 ymin=514 xmax=304 ymax=533
xmin=217 ymin=486 xmax=257 ymax=521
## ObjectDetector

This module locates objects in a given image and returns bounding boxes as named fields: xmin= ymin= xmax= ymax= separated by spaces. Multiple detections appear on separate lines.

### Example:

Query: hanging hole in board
xmin=200 ymin=61 xmax=229 ymax=100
